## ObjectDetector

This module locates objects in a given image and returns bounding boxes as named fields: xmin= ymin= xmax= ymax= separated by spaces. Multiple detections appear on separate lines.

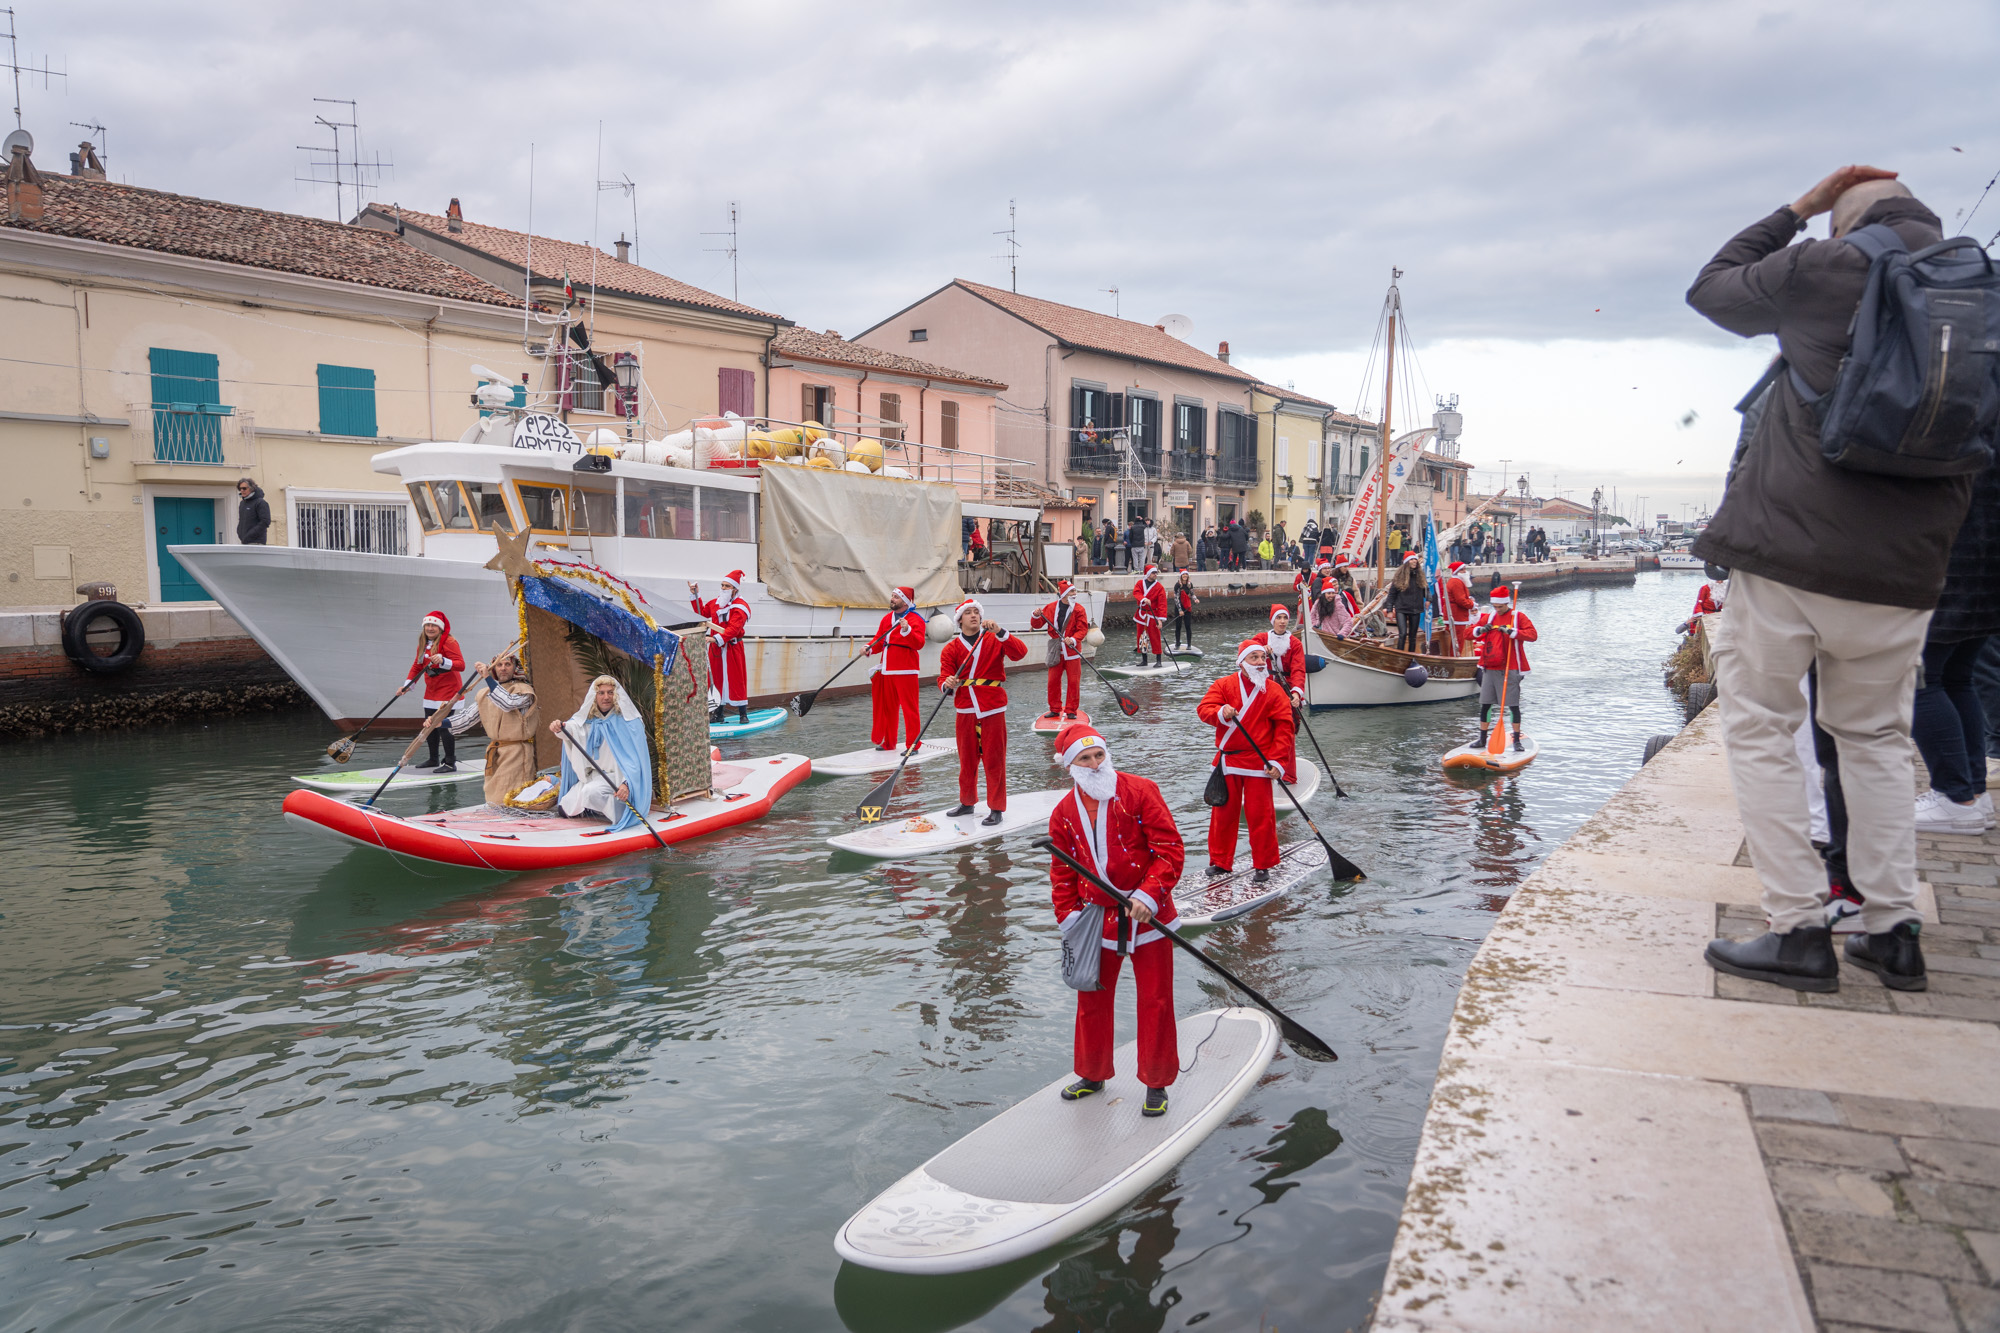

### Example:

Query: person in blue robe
xmin=551 ymin=675 xmax=653 ymax=832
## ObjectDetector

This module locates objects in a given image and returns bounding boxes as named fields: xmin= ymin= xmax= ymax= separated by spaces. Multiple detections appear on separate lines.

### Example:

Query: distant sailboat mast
xmin=1377 ymin=269 xmax=1402 ymax=593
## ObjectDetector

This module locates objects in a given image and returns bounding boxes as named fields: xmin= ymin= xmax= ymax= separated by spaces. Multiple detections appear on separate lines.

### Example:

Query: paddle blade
xmin=791 ymin=693 xmax=813 ymax=716
xmin=1114 ymin=690 xmax=1140 ymax=717
xmin=1324 ymin=843 xmax=1365 ymax=882
xmin=326 ymin=738 xmax=354 ymax=761
xmin=1281 ymin=1021 xmax=1339 ymax=1063
xmin=855 ymin=769 xmax=899 ymax=823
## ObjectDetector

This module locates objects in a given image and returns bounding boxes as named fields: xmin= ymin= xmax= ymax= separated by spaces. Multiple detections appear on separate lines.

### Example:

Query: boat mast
xmin=1377 ymin=270 xmax=1400 ymax=594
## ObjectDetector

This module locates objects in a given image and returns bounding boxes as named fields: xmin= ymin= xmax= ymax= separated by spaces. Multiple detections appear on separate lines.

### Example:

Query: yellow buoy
xmin=849 ymin=437 xmax=885 ymax=473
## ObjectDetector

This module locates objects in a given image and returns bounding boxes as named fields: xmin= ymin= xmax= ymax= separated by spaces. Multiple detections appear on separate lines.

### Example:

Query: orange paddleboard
xmin=1031 ymin=710 xmax=1090 ymax=735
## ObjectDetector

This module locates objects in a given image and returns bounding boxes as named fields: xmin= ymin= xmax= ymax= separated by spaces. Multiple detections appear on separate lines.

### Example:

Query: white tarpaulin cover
xmin=756 ymin=463 xmax=964 ymax=609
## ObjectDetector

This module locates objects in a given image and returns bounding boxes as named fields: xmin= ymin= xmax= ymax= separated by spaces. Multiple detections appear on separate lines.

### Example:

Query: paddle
xmin=855 ymin=687 xmax=955 ymax=822
xmin=1292 ymin=704 xmax=1350 ymax=799
xmin=1033 ymin=838 xmax=1338 ymax=1063
xmin=1485 ymin=581 xmax=1523 ymax=759
xmin=1080 ymin=652 xmax=1142 ymax=718
xmin=556 ymin=722 xmax=669 ymax=850
xmin=792 ymin=643 xmax=868 ymax=717
xmin=1227 ymin=724 xmax=1365 ymax=882
xmin=326 ymin=679 xmax=413 ymax=762
xmin=360 ymin=637 xmax=522 ymax=808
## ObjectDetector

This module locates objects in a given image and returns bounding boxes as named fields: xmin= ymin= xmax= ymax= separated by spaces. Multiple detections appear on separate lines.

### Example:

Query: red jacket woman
xmin=402 ymin=610 xmax=464 ymax=770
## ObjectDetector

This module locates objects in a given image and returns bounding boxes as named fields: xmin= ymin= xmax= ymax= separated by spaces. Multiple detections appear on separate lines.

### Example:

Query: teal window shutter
xmin=148 ymin=348 xmax=223 ymax=462
xmin=317 ymin=364 xmax=378 ymax=438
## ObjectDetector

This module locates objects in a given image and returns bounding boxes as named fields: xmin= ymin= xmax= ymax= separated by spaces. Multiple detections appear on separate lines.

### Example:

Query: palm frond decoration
xmin=563 ymin=622 xmax=658 ymax=724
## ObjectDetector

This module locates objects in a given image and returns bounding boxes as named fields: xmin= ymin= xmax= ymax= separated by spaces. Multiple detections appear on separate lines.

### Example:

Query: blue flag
xmin=1420 ymin=514 xmax=1441 ymax=637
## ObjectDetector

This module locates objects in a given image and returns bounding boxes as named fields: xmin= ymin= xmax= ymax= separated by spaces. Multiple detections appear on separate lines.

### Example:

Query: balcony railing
xmin=1167 ymin=450 xmax=1208 ymax=483
xmin=130 ymin=402 xmax=257 ymax=467
xmin=1214 ymin=452 xmax=1259 ymax=487
xmin=1066 ymin=438 xmax=1121 ymax=475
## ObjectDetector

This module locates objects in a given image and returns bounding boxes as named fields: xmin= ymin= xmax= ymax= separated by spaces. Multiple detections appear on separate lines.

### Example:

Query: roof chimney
xmin=1217 ymin=340 xmax=1230 ymax=364
xmin=446 ymin=197 xmax=463 ymax=233
xmin=69 ymin=142 xmax=104 ymax=180
xmin=614 ymin=233 xmax=630 ymax=263
xmin=6 ymin=144 xmax=46 ymax=224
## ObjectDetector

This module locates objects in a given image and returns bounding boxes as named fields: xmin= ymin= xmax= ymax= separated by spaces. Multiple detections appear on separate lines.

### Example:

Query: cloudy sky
xmin=21 ymin=0 xmax=1999 ymax=519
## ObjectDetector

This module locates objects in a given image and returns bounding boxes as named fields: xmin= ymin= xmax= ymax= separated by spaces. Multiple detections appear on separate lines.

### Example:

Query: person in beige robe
xmin=473 ymin=651 xmax=540 ymax=805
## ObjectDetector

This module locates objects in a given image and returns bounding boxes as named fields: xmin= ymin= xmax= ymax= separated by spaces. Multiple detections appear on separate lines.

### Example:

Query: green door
xmin=156 ymin=497 xmax=216 ymax=602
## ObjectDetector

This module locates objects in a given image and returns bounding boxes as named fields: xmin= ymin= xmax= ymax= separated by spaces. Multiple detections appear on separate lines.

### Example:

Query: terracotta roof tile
xmin=772 ymin=328 xmax=1004 ymax=388
xmin=1253 ymin=382 xmax=1341 ymax=412
xmin=2 ymin=176 xmax=520 ymax=306
xmin=953 ymin=280 xmax=1257 ymax=382
xmin=379 ymin=204 xmax=783 ymax=322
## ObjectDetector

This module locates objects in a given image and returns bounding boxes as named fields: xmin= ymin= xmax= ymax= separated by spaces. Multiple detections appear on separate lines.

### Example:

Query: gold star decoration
xmin=484 ymin=528 xmax=538 ymax=581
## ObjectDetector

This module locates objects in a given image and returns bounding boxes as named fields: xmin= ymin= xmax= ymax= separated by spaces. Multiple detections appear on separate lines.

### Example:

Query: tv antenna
xmin=1101 ymin=285 xmax=1119 ymax=318
xmin=70 ymin=117 xmax=103 ymax=158
xmin=295 ymin=98 xmax=391 ymax=222
xmin=994 ymin=199 xmax=1020 ymax=292
xmin=703 ymin=202 xmax=739 ymax=300
xmin=2 ymin=9 xmax=65 ymax=133
xmin=599 ymin=170 xmax=637 ymax=260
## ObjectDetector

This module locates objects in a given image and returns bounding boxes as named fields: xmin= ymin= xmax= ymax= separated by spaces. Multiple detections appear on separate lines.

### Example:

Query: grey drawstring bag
xmin=1060 ymin=904 xmax=1106 ymax=991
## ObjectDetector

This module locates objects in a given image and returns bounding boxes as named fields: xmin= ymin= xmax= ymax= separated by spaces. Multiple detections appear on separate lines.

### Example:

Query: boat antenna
xmin=1378 ymin=269 xmax=1401 ymax=595
xmin=524 ymin=143 xmax=535 ymax=351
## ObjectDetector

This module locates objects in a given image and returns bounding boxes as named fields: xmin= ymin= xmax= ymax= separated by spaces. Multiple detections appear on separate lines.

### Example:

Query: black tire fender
xmin=62 ymin=599 xmax=146 ymax=674
xmin=1642 ymin=734 xmax=1677 ymax=765
xmin=1684 ymin=681 xmax=1716 ymax=721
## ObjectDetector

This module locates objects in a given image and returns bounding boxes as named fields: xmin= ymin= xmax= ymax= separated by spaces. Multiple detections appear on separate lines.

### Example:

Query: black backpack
xmin=1789 ymin=224 xmax=2000 ymax=478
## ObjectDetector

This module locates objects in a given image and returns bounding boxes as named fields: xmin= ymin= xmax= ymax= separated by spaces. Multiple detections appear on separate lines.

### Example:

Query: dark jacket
xmin=1928 ymin=456 xmax=2000 ymax=642
xmin=1229 ymin=521 xmax=1249 ymax=555
xmin=236 ymin=483 xmax=271 ymax=544
xmin=1688 ymin=197 xmax=1974 ymax=609
xmin=1386 ymin=570 xmax=1432 ymax=614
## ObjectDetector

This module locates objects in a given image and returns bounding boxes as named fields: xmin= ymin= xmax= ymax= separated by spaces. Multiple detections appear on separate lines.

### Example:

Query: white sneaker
xmin=1978 ymin=791 xmax=1996 ymax=831
xmin=1915 ymin=789 xmax=1986 ymax=835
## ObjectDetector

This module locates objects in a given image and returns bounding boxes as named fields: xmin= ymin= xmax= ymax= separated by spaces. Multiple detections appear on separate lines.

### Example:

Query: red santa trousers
xmin=1073 ymin=937 xmax=1178 ymax=1088
xmin=1045 ymin=659 xmax=1081 ymax=715
xmin=870 ymin=673 xmax=920 ymax=748
xmin=1134 ymin=619 xmax=1164 ymax=654
xmin=1207 ymin=773 xmax=1280 ymax=871
xmin=955 ymin=710 xmax=1009 ymax=810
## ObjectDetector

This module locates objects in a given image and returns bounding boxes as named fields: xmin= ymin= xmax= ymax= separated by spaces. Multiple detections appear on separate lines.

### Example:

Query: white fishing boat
xmin=172 ymin=399 xmax=1097 ymax=730
xmin=1659 ymin=552 xmax=1704 ymax=570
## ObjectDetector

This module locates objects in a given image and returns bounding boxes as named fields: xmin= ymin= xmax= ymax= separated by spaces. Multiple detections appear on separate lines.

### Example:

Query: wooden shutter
xmin=717 ymin=366 xmax=755 ymax=416
xmin=940 ymin=400 xmax=959 ymax=449
xmin=802 ymin=385 xmax=817 ymax=424
xmin=317 ymin=364 xmax=378 ymax=438
xmin=879 ymin=392 xmax=902 ymax=441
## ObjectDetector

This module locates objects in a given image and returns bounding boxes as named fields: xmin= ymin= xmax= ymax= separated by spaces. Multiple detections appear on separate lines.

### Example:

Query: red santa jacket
xmin=1048 ymin=772 xmax=1184 ymax=949
xmin=868 ymin=607 xmax=928 ymax=675
xmin=1444 ymin=575 xmax=1477 ymax=626
xmin=409 ymin=614 xmax=464 ymax=703
xmin=1132 ymin=577 xmax=1169 ymax=625
xmin=938 ymin=628 xmax=1028 ymax=717
xmin=1248 ymin=629 xmax=1307 ymax=696
xmin=692 ymin=593 xmax=752 ymax=647
xmin=1196 ymin=669 xmax=1296 ymax=781
xmin=1029 ymin=597 xmax=1090 ymax=661
xmin=1692 ymin=584 xmax=1722 ymax=618
xmin=1175 ymin=581 xmax=1197 ymax=612
xmin=1471 ymin=609 xmax=1537 ymax=671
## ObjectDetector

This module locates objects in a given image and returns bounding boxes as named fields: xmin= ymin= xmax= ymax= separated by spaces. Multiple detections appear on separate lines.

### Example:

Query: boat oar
xmin=854 ymin=688 xmax=955 ymax=822
xmin=1079 ymin=653 xmax=1141 ymax=718
xmin=792 ymin=644 xmax=868 ymax=717
xmin=360 ymin=637 xmax=521 ymax=808
xmin=557 ymin=722 xmax=669 ymax=850
xmin=326 ymin=679 xmax=413 ymax=762
xmin=1229 ymin=724 xmax=1365 ymax=882
xmin=1033 ymin=837 xmax=1338 ymax=1063
xmin=1291 ymin=704 xmax=1350 ymax=799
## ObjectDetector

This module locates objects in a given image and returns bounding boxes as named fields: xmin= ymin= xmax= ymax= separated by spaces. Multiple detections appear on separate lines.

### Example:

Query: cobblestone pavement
xmin=1718 ymin=830 xmax=2000 ymax=1332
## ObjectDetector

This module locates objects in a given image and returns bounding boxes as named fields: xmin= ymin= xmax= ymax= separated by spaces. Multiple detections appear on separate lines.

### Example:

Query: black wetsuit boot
xmin=1510 ymin=705 xmax=1523 ymax=751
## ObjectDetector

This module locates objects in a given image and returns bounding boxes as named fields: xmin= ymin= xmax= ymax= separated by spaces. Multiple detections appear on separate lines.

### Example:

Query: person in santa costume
xmin=1249 ymin=604 xmax=1308 ymax=706
xmin=1676 ymin=579 xmax=1726 ymax=635
xmin=1442 ymin=561 xmax=1478 ymax=654
xmin=1046 ymin=723 xmax=1184 ymax=1117
xmin=397 ymin=610 xmax=465 ymax=771
xmin=689 ymin=572 xmax=753 ymax=723
xmin=937 ymin=598 xmax=1028 ymax=823
xmin=1170 ymin=570 xmax=1200 ymax=650
xmin=1196 ymin=641 xmax=1296 ymax=881
xmin=866 ymin=585 xmax=927 ymax=750
xmin=1131 ymin=563 xmax=1170 ymax=665
xmin=1029 ymin=580 xmax=1090 ymax=722
xmin=1471 ymin=585 xmax=1539 ymax=751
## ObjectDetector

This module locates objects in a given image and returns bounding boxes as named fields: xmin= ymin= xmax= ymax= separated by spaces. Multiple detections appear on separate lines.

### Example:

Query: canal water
xmin=1 ymin=572 xmax=1695 ymax=1332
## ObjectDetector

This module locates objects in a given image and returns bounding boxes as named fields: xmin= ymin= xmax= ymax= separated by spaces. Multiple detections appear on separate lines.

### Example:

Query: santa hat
xmin=1490 ymin=586 xmax=1513 ymax=604
xmin=1054 ymin=722 xmax=1109 ymax=768
xmin=1269 ymin=604 xmax=1291 ymax=625
xmin=1448 ymin=561 xmax=1466 ymax=574
xmin=1055 ymin=579 xmax=1073 ymax=596
xmin=1315 ymin=559 xmax=1332 ymax=571
xmin=722 ymin=570 xmax=743 ymax=589
xmin=955 ymin=597 xmax=984 ymax=621
xmin=421 ymin=612 xmax=445 ymax=631
xmin=1236 ymin=639 xmax=1269 ymax=665
xmin=892 ymin=585 xmax=915 ymax=603
xmin=1403 ymin=552 xmax=1421 ymax=564
xmin=1143 ymin=563 xmax=1159 ymax=577
xmin=1334 ymin=554 xmax=1354 ymax=568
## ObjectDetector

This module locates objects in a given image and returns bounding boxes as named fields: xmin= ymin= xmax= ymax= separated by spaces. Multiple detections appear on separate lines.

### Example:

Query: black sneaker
xmin=1205 ymin=864 xmax=1230 ymax=879
xmin=1704 ymin=926 xmax=1839 ymax=993
xmin=1845 ymin=922 xmax=1927 ymax=992
xmin=1475 ymin=731 xmax=1489 ymax=749
xmin=1252 ymin=868 xmax=1270 ymax=884
xmin=1512 ymin=733 xmax=1526 ymax=753
xmin=1060 ymin=1078 xmax=1105 ymax=1102
xmin=946 ymin=805 xmax=975 ymax=817
xmin=433 ymin=761 xmax=456 ymax=773
xmin=981 ymin=809 xmax=1006 ymax=826
xmin=1142 ymin=1088 xmax=1169 ymax=1118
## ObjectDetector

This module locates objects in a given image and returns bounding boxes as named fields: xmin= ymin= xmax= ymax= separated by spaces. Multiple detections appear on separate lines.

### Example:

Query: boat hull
xmin=1302 ymin=629 xmax=1480 ymax=708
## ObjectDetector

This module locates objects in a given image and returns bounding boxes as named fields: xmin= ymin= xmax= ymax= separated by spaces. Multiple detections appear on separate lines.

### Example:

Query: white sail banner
xmin=1335 ymin=432 xmax=1422 ymax=564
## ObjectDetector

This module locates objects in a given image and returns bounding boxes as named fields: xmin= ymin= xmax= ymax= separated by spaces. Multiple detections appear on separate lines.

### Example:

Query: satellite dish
xmin=3 ymin=129 xmax=32 ymax=158
xmin=469 ymin=364 xmax=506 ymax=383
xmin=1157 ymin=313 xmax=1194 ymax=341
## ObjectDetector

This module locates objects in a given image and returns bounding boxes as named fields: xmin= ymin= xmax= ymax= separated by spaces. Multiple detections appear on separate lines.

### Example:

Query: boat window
xmin=406 ymin=483 xmax=440 ymax=531
xmin=428 ymin=481 xmax=474 ymax=530
xmin=624 ymin=480 xmax=695 ymax=540
xmin=517 ymin=483 xmax=569 ymax=533
xmin=571 ymin=487 xmax=617 ymax=536
xmin=463 ymin=481 xmax=515 ymax=532
xmin=701 ymin=487 xmax=754 ymax=543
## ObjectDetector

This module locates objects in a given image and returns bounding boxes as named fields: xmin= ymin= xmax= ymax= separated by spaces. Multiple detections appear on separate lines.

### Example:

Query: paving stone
xmin=1789 ymin=1210 xmax=1982 ymax=1280
xmin=1947 ymin=883 xmax=2000 ymax=902
xmin=1769 ymin=1164 xmax=1899 ymax=1219
xmin=1808 ymin=980 xmax=1896 ymax=1013
xmin=1904 ymin=1179 xmax=2000 ymax=1230
xmin=1924 ymin=936 xmax=1981 ymax=957
xmin=1758 ymin=1123 xmax=1909 ymax=1173
xmin=1925 ymin=952 xmax=2000 ymax=977
xmin=1717 ymin=972 xmax=1799 ymax=1004
xmin=1834 ymin=1095 xmax=1950 ymax=1139
xmin=1944 ymin=1279 xmax=2000 ymax=1331
xmin=1751 ymin=1085 xmax=1840 ymax=1124
xmin=1926 ymin=869 xmax=2000 ymax=886
xmin=1904 ymin=1137 xmax=2000 ymax=1188
xmin=1967 ymin=1229 xmax=2000 ymax=1283
xmin=1942 ymin=1105 xmax=2000 ymax=1146
xmin=1978 ymin=943 xmax=2000 ymax=959
xmin=1889 ymin=991 xmax=2000 ymax=1021
xmin=1807 ymin=1263 xmax=1957 ymax=1331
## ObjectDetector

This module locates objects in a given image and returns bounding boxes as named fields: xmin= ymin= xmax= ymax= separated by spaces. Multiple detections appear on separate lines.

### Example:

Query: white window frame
xmin=285 ymin=487 xmax=420 ymax=556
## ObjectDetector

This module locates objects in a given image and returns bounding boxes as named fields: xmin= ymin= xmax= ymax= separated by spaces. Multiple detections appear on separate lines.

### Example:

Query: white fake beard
xmin=1267 ymin=630 xmax=1291 ymax=655
xmin=1241 ymin=663 xmax=1270 ymax=687
xmin=1072 ymin=759 xmax=1118 ymax=801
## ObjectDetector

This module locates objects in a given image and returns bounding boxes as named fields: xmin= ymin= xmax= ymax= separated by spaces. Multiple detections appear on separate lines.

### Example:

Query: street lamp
xmin=613 ymin=353 xmax=640 ymax=437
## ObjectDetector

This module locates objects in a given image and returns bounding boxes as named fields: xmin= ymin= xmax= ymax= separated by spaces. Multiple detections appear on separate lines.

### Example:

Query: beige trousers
xmin=1710 ymin=572 xmax=1929 ymax=934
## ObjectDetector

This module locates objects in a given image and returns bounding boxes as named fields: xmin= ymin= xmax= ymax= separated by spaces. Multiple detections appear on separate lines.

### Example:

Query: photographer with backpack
xmin=1691 ymin=166 xmax=1992 ymax=997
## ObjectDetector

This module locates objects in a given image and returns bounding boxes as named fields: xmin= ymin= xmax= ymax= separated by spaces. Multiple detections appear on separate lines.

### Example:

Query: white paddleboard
xmin=293 ymin=763 xmax=484 ymax=796
xmin=1097 ymin=661 xmax=1184 ymax=679
xmin=1173 ymin=838 xmax=1326 ymax=927
xmin=826 ymin=788 xmax=1066 ymax=861
xmin=835 ymin=1007 xmax=1279 ymax=1274
xmin=812 ymin=739 xmax=957 ymax=779
xmin=1166 ymin=646 xmax=1204 ymax=659
xmin=1276 ymin=758 xmax=1320 ymax=813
